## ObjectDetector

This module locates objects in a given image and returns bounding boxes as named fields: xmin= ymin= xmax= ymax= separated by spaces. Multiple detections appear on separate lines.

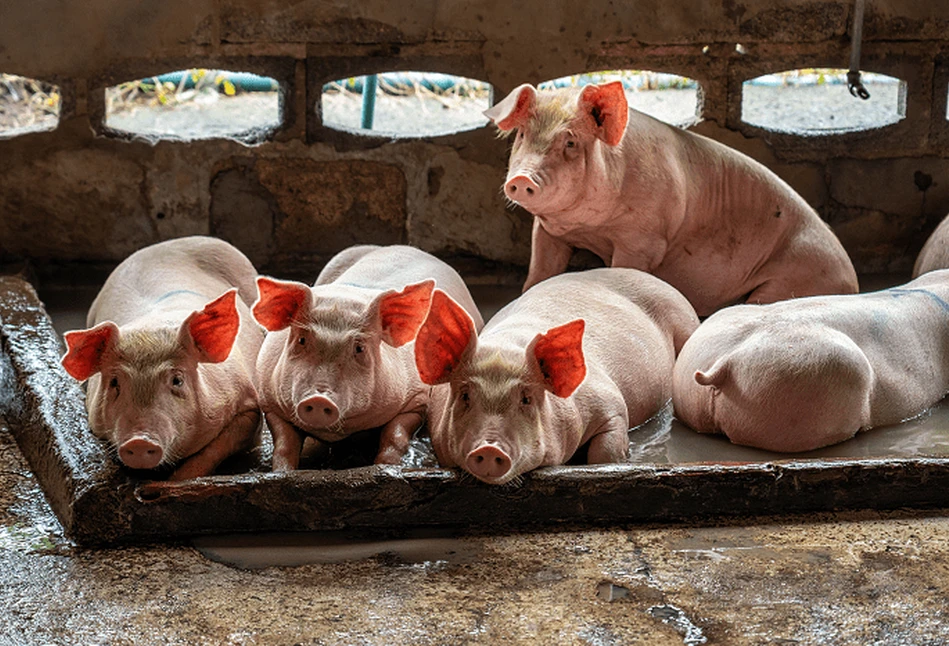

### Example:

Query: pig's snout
xmin=297 ymin=395 xmax=340 ymax=429
xmin=119 ymin=437 xmax=164 ymax=470
xmin=466 ymin=443 xmax=513 ymax=482
xmin=505 ymin=173 xmax=541 ymax=205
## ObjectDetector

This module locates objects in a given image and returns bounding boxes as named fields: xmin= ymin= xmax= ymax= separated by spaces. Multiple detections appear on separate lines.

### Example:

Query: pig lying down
xmin=913 ymin=212 xmax=949 ymax=276
xmin=61 ymin=236 xmax=264 ymax=480
xmin=673 ymin=269 xmax=949 ymax=453
xmin=253 ymin=245 xmax=484 ymax=470
xmin=414 ymin=268 xmax=699 ymax=485
xmin=485 ymin=82 xmax=858 ymax=316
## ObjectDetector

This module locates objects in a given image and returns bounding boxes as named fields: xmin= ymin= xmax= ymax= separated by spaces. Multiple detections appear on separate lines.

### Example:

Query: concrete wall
xmin=2 ymin=0 xmax=948 ymax=283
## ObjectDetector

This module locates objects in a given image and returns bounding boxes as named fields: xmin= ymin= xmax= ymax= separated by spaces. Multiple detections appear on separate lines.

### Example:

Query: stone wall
xmin=2 ymin=0 xmax=948 ymax=283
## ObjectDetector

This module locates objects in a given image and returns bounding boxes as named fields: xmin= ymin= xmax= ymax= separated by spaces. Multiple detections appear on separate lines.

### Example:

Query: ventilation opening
xmin=321 ymin=72 xmax=491 ymax=138
xmin=741 ymin=69 xmax=905 ymax=135
xmin=0 ymin=73 xmax=60 ymax=139
xmin=537 ymin=70 xmax=700 ymax=127
xmin=104 ymin=69 xmax=281 ymax=144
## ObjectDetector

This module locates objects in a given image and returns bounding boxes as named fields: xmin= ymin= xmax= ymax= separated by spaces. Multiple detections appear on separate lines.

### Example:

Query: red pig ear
xmin=253 ymin=277 xmax=312 ymax=332
xmin=181 ymin=289 xmax=240 ymax=364
xmin=529 ymin=319 xmax=586 ymax=398
xmin=579 ymin=81 xmax=628 ymax=146
xmin=415 ymin=290 xmax=477 ymax=385
xmin=62 ymin=321 xmax=120 ymax=381
xmin=484 ymin=84 xmax=537 ymax=131
xmin=376 ymin=280 xmax=436 ymax=347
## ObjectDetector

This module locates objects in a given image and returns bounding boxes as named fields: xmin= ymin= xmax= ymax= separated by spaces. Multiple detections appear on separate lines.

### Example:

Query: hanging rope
xmin=847 ymin=0 xmax=871 ymax=100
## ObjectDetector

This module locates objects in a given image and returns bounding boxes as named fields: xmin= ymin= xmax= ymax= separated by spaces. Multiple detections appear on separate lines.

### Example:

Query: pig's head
xmin=61 ymin=290 xmax=241 ymax=472
xmin=484 ymin=81 xmax=629 ymax=218
xmin=253 ymin=276 xmax=435 ymax=440
xmin=416 ymin=290 xmax=587 ymax=485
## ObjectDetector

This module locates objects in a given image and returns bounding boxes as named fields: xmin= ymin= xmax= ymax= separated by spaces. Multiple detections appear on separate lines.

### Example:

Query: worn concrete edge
xmin=94 ymin=458 xmax=949 ymax=546
xmin=4 ymin=274 xmax=949 ymax=546
xmin=0 ymin=276 xmax=116 ymax=539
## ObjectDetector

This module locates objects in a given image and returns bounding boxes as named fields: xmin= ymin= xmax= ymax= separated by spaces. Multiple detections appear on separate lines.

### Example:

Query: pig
xmin=413 ymin=268 xmax=699 ymax=485
xmin=484 ymin=81 xmax=859 ymax=316
xmin=913 ymin=213 xmax=949 ymax=276
xmin=60 ymin=236 xmax=264 ymax=480
xmin=252 ymin=245 xmax=485 ymax=470
xmin=672 ymin=269 xmax=949 ymax=453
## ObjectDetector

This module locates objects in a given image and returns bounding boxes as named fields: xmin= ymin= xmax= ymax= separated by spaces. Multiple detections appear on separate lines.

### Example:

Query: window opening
xmin=537 ymin=70 xmax=701 ymax=127
xmin=0 ymin=73 xmax=60 ymax=139
xmin=104 ymin=69 xmax=281 ymax=144
xmin=321 ymin=72 xmax=491 ymax=138
xmin=741 ymin=69 xmax=905 ymax=135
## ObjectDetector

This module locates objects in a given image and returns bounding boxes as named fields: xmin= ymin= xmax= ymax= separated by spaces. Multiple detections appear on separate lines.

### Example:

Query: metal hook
xmin=848 ymin=0 xmax=871 ymax=100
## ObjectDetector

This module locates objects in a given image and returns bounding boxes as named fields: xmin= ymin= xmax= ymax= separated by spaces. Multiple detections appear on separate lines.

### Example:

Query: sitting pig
xmin=485 ymin=81 xmax=858 ymax=316
xmin=61 ymin=236 xmax=264 ymax=480
xmin=673 ymin=269 xmax=949 ymax=452
xmin=914 ymin=213 xmax=949 ymax=276
xmin=253 ymin=245 xmax=484 ymax=470
xmin=414 ymin=268 xmax=699 ymax=484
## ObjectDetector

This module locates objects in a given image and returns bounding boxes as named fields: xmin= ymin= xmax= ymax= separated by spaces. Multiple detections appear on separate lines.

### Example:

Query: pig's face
xmin=254 ymin=277 xmax=435 ymax=440
xmin=416 ymin=290 xmax=587 ymax=485
xmin=62 ymin=291 xmax=241 ymax=472
xmin=485 ymin=82 xmax=629 ymax=221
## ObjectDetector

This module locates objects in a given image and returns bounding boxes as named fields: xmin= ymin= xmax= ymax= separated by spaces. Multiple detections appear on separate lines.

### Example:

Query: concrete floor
xmin=4 ymin=416 xmax=949 ymax=645
xmin=1 ymin=280 xmax=947 ymax=645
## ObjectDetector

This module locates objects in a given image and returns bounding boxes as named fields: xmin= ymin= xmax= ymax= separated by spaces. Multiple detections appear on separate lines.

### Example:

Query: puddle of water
xmin=192 ymin=530 xmax=482 ymax=569
xmin=632 ymin=398 xmax=949 ymax=466
xmin=648 ymin=604 xmax=708 ymax=645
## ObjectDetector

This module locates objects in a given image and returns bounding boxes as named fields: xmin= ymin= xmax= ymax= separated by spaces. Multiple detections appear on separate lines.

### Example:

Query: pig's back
xmin=88 ymin=236 xmax=259 ymax=327
xmin=487 ymin=268 xmax=698 ymax=355
xmin=324 ymin=245 xmax=484 ymax=329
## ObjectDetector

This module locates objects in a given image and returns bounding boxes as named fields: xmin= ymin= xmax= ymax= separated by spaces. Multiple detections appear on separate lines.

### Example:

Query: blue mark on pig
xmin=154 ymin=289 xmax=206 ymax=304
xmin=888 ymin=288 xmax=949 ymax=314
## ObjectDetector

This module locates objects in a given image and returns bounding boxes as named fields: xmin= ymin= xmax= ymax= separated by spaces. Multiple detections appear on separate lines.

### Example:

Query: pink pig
xmin=61 ymin=236 xmax=264 ymax=480
xmin=484 ymin=82 xmax=859 ymax=316
xmin=914 ymin=213 xmax=949 ymax=276
xmin=414 ymin=268 xmax=699 ymax=484
xmin=673 ymin=269 xmax=949 ymax=452
xmin=252 ymin=245 xmax=484 ymax=470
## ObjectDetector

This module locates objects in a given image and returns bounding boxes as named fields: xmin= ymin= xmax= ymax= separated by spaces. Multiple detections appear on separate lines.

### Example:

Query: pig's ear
xmin=253 ymin=277 xmax=312 ymax=332
xmin=484 ymin=84 xmax=536 ymax=131
xmin=374 ymin=279 xmax=436 ymax=348
xmin=62 ymin=321 xmax=120 ymax=381
xmin=415 ymin=289 xmax=477 ymax=385
xmin=579 ymin=81 xmax=628 ymax=146
xmin=180 ymin=289 xmax=240 ymax=364
xmin=528 ymin=319 xmax=586 ymax=398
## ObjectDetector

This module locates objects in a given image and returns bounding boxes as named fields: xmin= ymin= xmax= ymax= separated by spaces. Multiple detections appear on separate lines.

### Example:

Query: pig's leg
xmin=169 ymin=410 xmax=262 ymax=480
xmin=375 ymin=411 xmax=424 ymax=465
xmin=523 ymin=218 xmax=573 ymax=292
xmin=267 ymin=412 xmax=305 ymax=471
xmin=586 ymin=416 xmax=631 ymax=464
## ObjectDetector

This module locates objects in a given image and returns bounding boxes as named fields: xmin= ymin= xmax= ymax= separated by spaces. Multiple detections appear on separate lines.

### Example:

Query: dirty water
xmin=192 ymin=530 xmax=483 ymax=569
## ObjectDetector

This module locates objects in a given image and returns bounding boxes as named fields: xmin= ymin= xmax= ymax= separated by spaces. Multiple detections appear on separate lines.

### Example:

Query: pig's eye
xmin=521 ymin=393 xmax=532 ymax=406
xmin=565 ymin=139 xmax=576 ymax=148
xmin=172 ymin=375 xmax=184 ymax=388
xmin=354 ymin=342 xmax=365 ymax=355
xmin=108 ymin=377 xmax=119 ymax=390
xmin=297 ymin=335 xmax=306 ymax=347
